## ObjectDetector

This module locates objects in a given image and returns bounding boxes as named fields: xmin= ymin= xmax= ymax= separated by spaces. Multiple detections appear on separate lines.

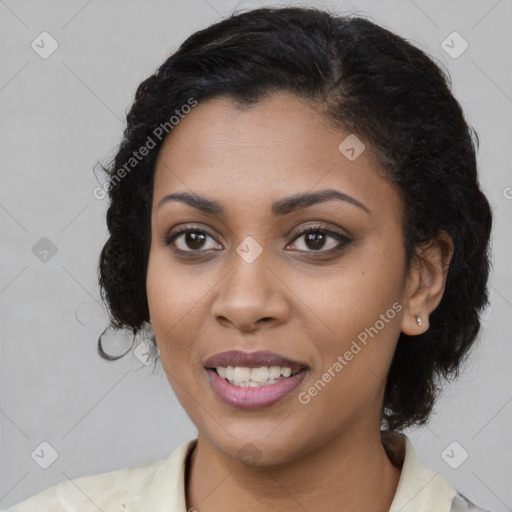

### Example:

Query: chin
xmin=203 ymin=426 xmax=311 ymax=467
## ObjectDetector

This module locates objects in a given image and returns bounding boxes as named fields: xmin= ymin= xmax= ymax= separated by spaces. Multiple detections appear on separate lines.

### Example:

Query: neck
xmin=185 ymin=427 xmax=402 ymax=512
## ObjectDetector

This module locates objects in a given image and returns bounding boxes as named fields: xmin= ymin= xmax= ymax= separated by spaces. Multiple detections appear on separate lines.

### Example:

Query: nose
xmin=211 ymin=250 xmax=291 ymax=332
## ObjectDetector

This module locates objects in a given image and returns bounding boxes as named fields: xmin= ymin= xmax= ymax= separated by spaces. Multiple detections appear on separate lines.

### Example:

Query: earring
xmin=416 ymin=315 xmax=423 ymax=326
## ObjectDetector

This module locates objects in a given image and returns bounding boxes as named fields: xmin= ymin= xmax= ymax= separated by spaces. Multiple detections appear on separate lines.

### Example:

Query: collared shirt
xmin=3 ymin=431 xmax=491 ymax=511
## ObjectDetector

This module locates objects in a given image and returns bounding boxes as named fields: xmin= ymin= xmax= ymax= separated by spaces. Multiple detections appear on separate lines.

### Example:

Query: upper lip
xmin=204 ymin=350 xmax=308 ymax=371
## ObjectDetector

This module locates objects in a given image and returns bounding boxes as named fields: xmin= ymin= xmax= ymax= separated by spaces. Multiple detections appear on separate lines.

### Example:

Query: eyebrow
xmin=157 ymin=189 xmax=370 ymax=216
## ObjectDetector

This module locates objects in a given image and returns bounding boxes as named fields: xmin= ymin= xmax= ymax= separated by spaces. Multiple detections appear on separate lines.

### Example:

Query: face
xmin=146 ymin=91 xmax=411 ymax=465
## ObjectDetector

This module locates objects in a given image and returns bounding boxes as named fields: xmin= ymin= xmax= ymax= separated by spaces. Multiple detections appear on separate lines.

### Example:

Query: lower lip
xmin=206 ymin=368 xmax=307 ymax=410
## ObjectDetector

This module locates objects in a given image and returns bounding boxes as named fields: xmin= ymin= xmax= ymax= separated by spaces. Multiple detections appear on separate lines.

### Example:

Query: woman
xmin=6 ymin=6 xmax=493 ymax=512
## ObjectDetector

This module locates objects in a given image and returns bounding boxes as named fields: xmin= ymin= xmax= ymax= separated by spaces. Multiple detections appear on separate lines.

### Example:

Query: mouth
xmin=203 ymin=350 xmax=309 ymax=409
xmin=208 ymin=365 xmax=305 ymax=387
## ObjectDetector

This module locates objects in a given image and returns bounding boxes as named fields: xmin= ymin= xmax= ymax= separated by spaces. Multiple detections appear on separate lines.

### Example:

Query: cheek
xmin=146 ymin=254 xmax=205 ymax=420
xmin=303 ymin=240 xmax=405 ymax=380
xmin=146 ymin=244 xmax=205 ymax=323
xmin=310 ymin=239 xmax=403 ymax=321
xmin=145 ymin=248 xmax=194 ymax=361
xmin=296 ymin=289 xmax=403 ymax=432
xmin=145 ymin=245 xmax=218 ymax=375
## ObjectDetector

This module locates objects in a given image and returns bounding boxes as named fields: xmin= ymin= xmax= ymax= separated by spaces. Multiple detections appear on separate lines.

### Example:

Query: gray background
xmin=1 ymin=0 xmax=511 ymax=510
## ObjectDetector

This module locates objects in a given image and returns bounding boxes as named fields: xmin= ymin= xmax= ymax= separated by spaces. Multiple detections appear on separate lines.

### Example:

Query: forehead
xmin=156 ymin=92 xmax=350 ymax=168
xmin=152 ymin=92 xmax=401 ymax=221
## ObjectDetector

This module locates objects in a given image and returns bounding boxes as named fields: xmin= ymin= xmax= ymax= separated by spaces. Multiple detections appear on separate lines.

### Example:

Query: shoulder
xmin=450 ymin=491 xmax=493 ymax=512
xmin=3 ymin=439 xmax=196 ymax=512
xmin=3 ymin=459 xmax=166 ymax=512
xmin=382 ymin=431 xmax=493 ymax=512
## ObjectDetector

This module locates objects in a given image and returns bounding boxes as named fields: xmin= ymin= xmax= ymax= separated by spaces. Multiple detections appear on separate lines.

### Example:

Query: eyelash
xmin=164 ymin=224 xmax=352 ymax=258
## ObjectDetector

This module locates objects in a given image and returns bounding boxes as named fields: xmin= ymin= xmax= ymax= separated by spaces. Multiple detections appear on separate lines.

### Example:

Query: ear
xmin=400 ymin=230 xmax=454 ymax=336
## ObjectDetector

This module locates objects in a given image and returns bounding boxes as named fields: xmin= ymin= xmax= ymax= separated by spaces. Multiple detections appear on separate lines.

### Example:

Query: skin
xmin=146 ymin=91 xmax=454 ymax=512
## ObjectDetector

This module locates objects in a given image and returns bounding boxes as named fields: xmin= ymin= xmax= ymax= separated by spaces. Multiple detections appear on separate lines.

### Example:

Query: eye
xmin=165 ymin=225 xmax=221 ymax=253
xmin=287 ymin=225 xmax=352 ymax=255
xmin=164 ymin=224 xmax=352 ymax=257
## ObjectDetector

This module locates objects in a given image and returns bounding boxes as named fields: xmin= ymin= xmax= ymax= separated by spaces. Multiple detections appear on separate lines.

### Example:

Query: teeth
xmin=214 ymin=365 xmax=300 ymax=387
xmin=226 ymin=378 xmax=280 ymax=387
xmin=268 ymin=366 xmax=281 ymax=379
xmin=250 ymin=367 xmax=268 ymax=383
xmin=281 ymin=367 xmax=292 ymax=378
xmin=233 ymin=366 xmax=251 ymax=382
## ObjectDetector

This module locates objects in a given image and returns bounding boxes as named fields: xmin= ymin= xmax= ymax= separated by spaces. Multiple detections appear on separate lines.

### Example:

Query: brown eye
xmin=288 ymin=226 xmax=352 ymax=254
xmin=165 ymin=227 xmax=221 ymax=253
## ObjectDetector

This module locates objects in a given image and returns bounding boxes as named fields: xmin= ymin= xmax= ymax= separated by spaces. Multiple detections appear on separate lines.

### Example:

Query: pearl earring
xmin=416 ymin=315 xmax=423 ymax=326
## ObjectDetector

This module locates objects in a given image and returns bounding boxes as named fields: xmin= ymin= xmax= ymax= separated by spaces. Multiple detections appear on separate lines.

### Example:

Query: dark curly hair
xmin=96 ymin=6 xmax=493 ymax=431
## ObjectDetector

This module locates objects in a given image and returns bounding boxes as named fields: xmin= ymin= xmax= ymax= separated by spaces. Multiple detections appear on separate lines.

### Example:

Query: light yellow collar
xmin=147 ymin=431 xmax=459 ymax=512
